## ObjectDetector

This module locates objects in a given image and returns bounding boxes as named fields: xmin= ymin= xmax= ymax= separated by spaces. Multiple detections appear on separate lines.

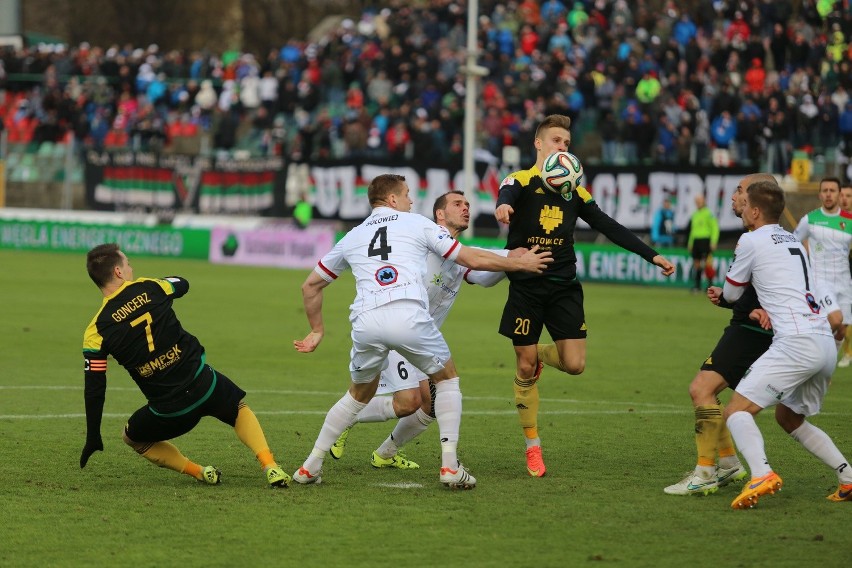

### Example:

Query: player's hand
xmin=749 ymin=308 xmax=772 ymax=330
xmin=518 ymin=245 xmax=553 ymax=273
xmin=80 ymin=437 xmax=104 ymax=468
xmin=652 ymin=255 xmax=675 ymax=277
xmin=707 ymin=286 xmax=723 ymax=305
xmin=506 ymin=246 xmax=530 ymax=258
xmin=495 ymin=204 xmax=514 ymax=224
xmin=294 ymin=330 xmax=324 ymax=353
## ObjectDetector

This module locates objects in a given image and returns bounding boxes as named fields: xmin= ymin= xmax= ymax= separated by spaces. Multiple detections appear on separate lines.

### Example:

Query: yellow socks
xmin=139 ymin=441 xmax=201 ymax=479
xmin=514 ymin=373 xmax=540 ymax=440
xmin=694 ymin=405 xmax=724 ymax=467
xmin=537 ymin=343 xmax=564 ymax=372
xmin=234 ymin=403 xmax=277 ymax=470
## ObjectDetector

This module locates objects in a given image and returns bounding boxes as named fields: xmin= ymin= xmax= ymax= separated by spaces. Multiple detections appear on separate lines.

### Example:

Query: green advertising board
xmin=0 ymin=219 xmax=211 ymax=259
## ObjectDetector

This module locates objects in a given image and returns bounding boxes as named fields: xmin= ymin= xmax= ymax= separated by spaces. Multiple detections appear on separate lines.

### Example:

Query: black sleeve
xmin=580 ymin=201 xmax=659 ymax=263
xmin=83 ymin=366 xmax=107 ymax=442
xmin=496 ymin=179 xmax=523 ymax=208
xmin=163 ymin=276 xmax=190 ymax=298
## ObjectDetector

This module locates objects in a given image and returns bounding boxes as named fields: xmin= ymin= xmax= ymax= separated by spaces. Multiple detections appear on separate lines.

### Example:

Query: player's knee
xmin=393 ymin=391 xmax=422 ymax=417
xmin=122 ymin=428 xmax=144 ymax=452
xmin=562 ymin=358 xmax=585 ymax=375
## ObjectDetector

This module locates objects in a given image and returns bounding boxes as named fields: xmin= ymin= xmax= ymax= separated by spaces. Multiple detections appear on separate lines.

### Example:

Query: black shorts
xmin=691 ymin=238 xmax=711 ymax=261
xmin=125 ymin=364 xmax=247 ymax=443
xmin=700 ymin=325 xmax=773 ymax=389
xmin=499 ymin=278 xmax=587 ymax=346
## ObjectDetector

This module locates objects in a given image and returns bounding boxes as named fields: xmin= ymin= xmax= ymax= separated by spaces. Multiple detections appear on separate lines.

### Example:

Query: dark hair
xmin=86 ymin=243 xmax=122 ymax=288
xmin=534 ymin=114 xmax=572 ymax=140
xmin=367 ymin=174 xmax=407 ymax=206
xmin=432 ymin=190 xmax=465 ymax=220
xmin=747 ymin=181 xmax=785 ymax=222
xmin=820 ymin=177 xmax=842 ymax=189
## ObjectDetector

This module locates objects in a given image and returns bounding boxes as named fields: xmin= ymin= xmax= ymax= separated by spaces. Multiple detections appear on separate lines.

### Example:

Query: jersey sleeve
xmin=723 ymin=234 xmax=755 ymax=302
xmin=463 ymin=248 xmax=509 ymax=287
xmin=314 ymin=236 xmax=350 ymax=282
xmin=158 ymin=276 xmax=189 ymax=298
xmin=577 ymin=187 xmax=659 ymax=262
xmin=424 ymin=222 xmax=461 ymax=262
xmin=496 ymin=174 xmax=523 ymax=208
xmin=82 ymin=325 xmax=108 ymax=443
xmin=793 ymin=215 xmax=809 ymax=241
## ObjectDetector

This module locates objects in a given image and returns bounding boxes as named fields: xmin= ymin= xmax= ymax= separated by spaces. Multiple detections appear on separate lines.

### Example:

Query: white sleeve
xmin=463 ymin=248 xmax=509 ymax=287
xmin=723 ymin=234 xmax=755 ymax=302
xmin=793 ymin=215 xmax=809 ymax=242
xmin=315 ymin=236 xmax=350 ymax=282
xmin=423 ymin=221 xmax=462 ymax=262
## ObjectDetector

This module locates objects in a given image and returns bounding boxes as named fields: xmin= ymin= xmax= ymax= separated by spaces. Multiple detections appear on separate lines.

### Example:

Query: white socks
xmin=355 ymin=396 xmax=397 ymax=423
xmin=726 ymin=411 xmax=772 ymax=478
xmin=303 ymin=391 xmax=366 ymax=473
xmin=375 ymin=408 xmax=434 ymax=458
xmin=434 ymin=377 xmax=462 ymax=469
xmin=790 ymin=421 xmax=852 ymax=484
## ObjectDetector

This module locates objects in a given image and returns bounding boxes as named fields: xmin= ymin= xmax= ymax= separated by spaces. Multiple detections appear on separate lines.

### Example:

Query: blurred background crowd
xmin=1 ymin=0 xmax=851 ymax=173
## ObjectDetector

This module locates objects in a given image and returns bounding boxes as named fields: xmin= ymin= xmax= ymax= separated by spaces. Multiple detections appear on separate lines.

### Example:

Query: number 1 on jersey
xmin=368 ymin=226 xmax=392 ymax=260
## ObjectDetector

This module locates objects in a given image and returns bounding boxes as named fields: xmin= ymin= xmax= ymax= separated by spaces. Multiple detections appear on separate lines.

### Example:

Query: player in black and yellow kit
xmin=80 ymin=243 xmax=290 ymax=488
xmin=495 ymin=114 xmax=675 ymax=477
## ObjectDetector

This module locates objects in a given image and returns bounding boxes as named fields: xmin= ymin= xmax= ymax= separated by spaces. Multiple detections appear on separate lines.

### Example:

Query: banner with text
xmin=288 ymin=161 xmax=753 ymax=233
xmin=209 ymin=225 xmax=335 ymax=269
xmin=85 ymin=151 xmax=287 ymax=216
xmin=0 ymin=219 xmax=211 ymax=258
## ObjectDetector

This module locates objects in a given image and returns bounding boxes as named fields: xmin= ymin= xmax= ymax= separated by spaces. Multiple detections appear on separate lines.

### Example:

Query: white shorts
xmin=377 ymin=350 xmax=428 ymax=395
xmin=349 ymin=300 xmax=450 ymax=383
xmin=735 ymin=334 xmax=836 ymax=416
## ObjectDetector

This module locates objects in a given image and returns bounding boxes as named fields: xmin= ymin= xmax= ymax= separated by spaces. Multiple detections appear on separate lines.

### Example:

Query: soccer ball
xmin=541 ymin=151 xmax=584 ymax=195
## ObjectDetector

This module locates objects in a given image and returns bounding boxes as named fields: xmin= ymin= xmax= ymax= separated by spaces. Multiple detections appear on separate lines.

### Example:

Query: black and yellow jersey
xmin=497 ymin=165 xmax=658 ymax=281
xmin=719 ymin=285 xmax=772 ymax=335
xmin=82 ymin=277 xmax=205 ymax=405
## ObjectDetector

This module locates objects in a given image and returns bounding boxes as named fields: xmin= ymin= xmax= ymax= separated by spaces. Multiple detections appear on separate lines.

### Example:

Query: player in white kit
xmin=721 ymin=180 xmax=852 ymax=509
xmin=292 ymin=174 xmax=552 ymax=489
xmin=793 ymin=177 xmax=852 ymax=365
xmin=328 ymin=191 xmax=515 ymax=469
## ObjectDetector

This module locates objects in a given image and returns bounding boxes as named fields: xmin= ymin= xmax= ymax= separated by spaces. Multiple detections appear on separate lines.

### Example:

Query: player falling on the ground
xmin=329 ymin=191 xmax=515 ymax=469
xmin=80 ymin=243 xmax=290 ymax=488
xmin=721 ymin=181 xmax=852 ymax=509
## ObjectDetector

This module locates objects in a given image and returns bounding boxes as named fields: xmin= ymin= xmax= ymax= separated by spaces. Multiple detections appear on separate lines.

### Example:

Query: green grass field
xmin=2 ymin=249 xmax=851 ymax=567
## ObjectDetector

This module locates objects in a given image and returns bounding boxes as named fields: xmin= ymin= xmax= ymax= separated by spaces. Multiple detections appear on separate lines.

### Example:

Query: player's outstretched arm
xmin=652 ymin=255 xmax=675 ymax=276
xmin=294 ymin=271 xmax=330 ymax=353
xmin=456 ymin=244 xmax=552 ymax=273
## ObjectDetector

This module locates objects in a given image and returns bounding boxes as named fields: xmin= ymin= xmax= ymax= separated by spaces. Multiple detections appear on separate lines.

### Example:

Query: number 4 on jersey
xmin=368 ymin=227 xmax=392 ymax=260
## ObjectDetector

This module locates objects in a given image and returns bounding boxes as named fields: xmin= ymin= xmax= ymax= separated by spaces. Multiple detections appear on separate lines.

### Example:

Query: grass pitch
xmin=1 ymin=249 xmax=850 ymax=567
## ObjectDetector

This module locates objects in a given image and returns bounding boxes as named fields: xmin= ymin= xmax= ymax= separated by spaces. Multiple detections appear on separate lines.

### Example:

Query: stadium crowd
xmin=1 ymin=0 xmax=851 ymax=172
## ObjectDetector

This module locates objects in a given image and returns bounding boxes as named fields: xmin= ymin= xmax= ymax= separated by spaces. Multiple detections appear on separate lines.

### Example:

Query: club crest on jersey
xmin=539 ymin=204 xmax=564 ymax=234
xmin=375 ymin=266 xmax=398 ymax=286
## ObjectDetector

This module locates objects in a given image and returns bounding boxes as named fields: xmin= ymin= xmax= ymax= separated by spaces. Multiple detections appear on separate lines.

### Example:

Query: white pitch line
xmin=0 ymin=385 xmax=686 ymax=408
xmin=372 ymin=482 xmax=424 ymax=489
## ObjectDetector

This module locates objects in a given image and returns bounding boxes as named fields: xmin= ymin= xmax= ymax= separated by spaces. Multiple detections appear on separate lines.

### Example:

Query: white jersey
xmin=425 ymin=247 xmax=507 ymax=327
xmin=724 ymin=224 xmax=833 ymax=339
xmin=793 ymin=208 xmax=852 ymax=289
xmin=315 ymin=207 xmax=461 ymax=321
